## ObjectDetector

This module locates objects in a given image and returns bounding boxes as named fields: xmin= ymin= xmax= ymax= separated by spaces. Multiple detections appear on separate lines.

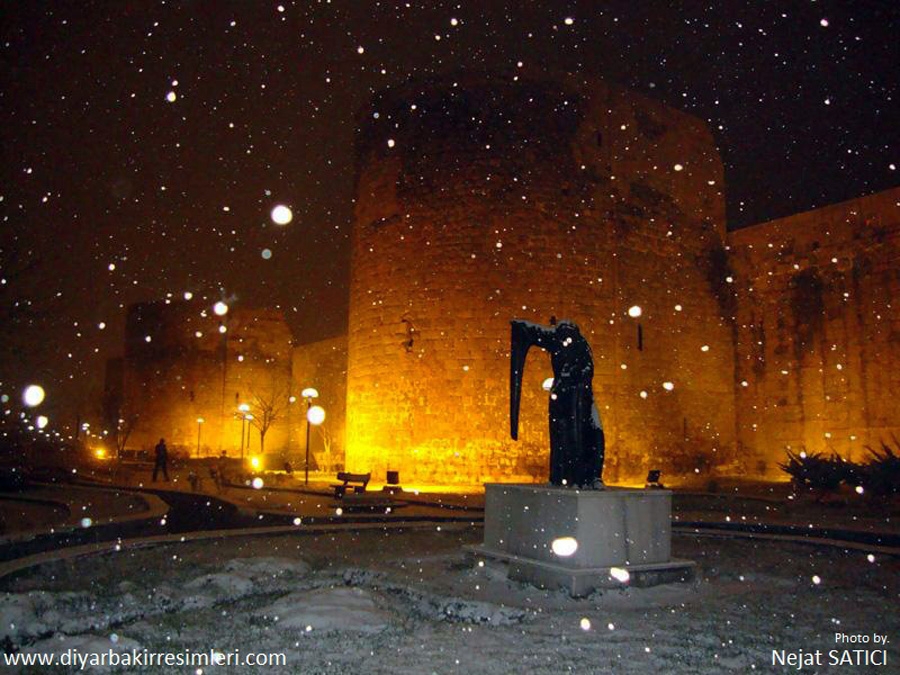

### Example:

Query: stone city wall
xmin=729 ymin=188 xmax=900 ymax=475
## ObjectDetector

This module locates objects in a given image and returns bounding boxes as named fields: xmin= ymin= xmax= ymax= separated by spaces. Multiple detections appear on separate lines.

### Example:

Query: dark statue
xmin=510 ymin=319 xmax=605 ymax=488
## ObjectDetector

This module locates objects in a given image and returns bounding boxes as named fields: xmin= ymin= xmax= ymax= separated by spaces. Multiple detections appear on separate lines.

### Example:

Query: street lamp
xmin=301 ymin=387 xmax=321 ymax=485
xmin=196 ymin=417 xmax=204 ymax=457
xmin=238 ymin=403 xmax=250 ymax=459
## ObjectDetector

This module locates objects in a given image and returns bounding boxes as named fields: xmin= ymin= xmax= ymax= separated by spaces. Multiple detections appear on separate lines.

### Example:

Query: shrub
xmin=860 ymin=440 xmax=900 ymax=497
xmin=779 ymin=450 xmax=854 ymax=492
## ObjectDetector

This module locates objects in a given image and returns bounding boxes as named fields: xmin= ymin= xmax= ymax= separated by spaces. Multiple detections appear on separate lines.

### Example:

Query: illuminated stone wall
xmin=292 ymin=335 xmax=348 ymax=473
xmin=729 ymin=188 xmax=900 ymax=475
xmin=346 ymin=74 xmax=739 ymax=484
xmin=122 ymin=301 xmax=296 ymax=459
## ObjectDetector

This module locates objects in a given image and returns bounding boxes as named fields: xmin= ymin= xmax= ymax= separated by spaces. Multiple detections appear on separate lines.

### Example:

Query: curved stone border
xmin=674 ymin=526 xmax=900 ymax=557
xmin=0 ymin=483 xmax=169 ymax=546
xmin=0 ymin=520 xmax=471 ymax=582
xmin=3 ymin=514 xmax=896 ymax=585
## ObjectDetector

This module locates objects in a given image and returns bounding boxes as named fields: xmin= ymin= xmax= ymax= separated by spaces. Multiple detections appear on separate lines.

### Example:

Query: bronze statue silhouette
xmin=510 ymin=319 xmax=605 ymax=488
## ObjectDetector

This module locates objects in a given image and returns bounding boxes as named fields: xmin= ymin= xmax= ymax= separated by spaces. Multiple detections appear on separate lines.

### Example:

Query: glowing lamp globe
xmin=551 ymin=536 xmax=578 ymax=557
xmin=627 ymin=305 xmax=642 ymax=318
xmin=213 ymin=301 xmax=229 ymax=316
xmin=609 ymin=567 xmax=631 ymax=583
xmin=301 ymin=387 xmax=319 ymax=399
xmin=270 ymin=204 xmax=293 ymax=225
xmin=23 ymin=384 xmax=45 ymax=407
xmin=307 ymin=405 xmax=326 ymax=426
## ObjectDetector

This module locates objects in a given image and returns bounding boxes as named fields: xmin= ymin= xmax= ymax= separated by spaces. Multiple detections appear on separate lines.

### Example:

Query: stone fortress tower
xmin=347 ymin=74 xmax=741 ymax=484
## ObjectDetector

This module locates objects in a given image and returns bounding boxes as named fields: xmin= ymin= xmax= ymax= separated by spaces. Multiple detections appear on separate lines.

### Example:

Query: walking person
xmin=153 ymin=437 xmax=170 ymax=482
xmin=215 ymin=450 xmax=228 ymax=490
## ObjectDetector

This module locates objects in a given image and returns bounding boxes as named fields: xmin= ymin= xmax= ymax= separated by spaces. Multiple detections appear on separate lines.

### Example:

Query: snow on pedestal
xmin=468 ymin=484 xmax=695 ymax=596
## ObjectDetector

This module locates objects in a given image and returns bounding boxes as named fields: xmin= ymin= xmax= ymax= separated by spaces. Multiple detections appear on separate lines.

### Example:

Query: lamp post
xmin=245 ymin=413 xmax=253 ymax=456
xmin=196 ymin=417 xmax=204 ymax=457
xmin=238 ymin=403 xmax=249 ymax=459
xmin=301 ymin=387 xmax=321 ymax=485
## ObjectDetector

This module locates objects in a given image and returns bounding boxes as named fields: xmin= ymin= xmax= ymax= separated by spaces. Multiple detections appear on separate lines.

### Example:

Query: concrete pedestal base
xmin=467 ymin=484 xmax=695 ymax=596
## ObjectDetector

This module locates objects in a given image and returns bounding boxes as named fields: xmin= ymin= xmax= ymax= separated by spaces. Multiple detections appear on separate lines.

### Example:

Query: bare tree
xmin=314 ymin=424 xmax=339 ymax=473
xmin=99 ymin=369 xmax=136 ymax=460
xmin=247 ymin=383 xmax=291 ymax=455
xmin=112 ymin=412 xmax=139 ymax=460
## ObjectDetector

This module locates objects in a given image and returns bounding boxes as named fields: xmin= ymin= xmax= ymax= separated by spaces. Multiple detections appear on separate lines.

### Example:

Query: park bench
xmin=331 ymin=471 xmax=371 ymax=499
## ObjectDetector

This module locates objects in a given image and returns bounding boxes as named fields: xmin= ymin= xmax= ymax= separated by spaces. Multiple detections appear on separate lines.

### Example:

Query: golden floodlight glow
xmin=551 ymin=536 xmax=578 ymax=557
xmin=23 ymin=384 xmax=45 ymax=407
xmin=307 ymin=405 xmax=326 ymax=425
xmin=213 ymin=301 xmax=229 ymax=316
xmin=301 ymin=387 xmax=319 ymax=399
xmin=250 ymin=456 xmax=260 ymax=469
xmin=270 ymin=204 xmax=293 ymax=225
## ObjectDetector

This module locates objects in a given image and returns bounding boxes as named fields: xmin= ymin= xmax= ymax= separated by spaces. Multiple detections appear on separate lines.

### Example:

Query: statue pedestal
xmin=467 ymin=484 xmax=695 ymax=596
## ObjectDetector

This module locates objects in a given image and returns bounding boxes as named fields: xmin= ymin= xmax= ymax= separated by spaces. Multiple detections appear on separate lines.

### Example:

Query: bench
xmin=332 ymin=472 xmax=371 ymax=499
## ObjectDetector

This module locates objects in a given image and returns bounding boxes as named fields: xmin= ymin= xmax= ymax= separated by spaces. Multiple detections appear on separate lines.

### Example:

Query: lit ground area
xmin=2 ymin=526 xmax=898 ymax=673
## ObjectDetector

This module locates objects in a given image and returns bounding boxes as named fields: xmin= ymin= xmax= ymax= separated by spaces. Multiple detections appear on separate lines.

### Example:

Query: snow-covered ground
xmin=1 ymin=526 xmax=898 ymax=673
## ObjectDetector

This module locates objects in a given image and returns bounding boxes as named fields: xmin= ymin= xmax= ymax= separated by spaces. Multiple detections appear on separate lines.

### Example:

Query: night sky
xmin=1 ymin=1 xmax=897 ymax=432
